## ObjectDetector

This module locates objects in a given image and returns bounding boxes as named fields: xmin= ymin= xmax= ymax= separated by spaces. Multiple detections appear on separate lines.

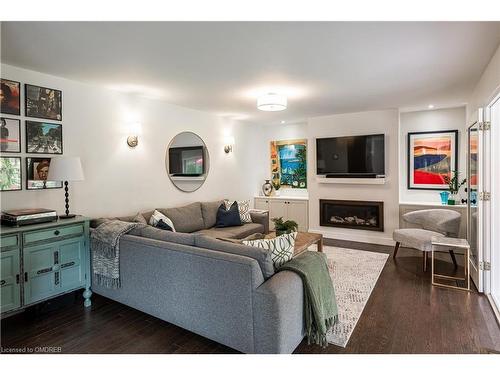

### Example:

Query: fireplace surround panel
xmin=320 ymin=199 xmax=384 ymax=232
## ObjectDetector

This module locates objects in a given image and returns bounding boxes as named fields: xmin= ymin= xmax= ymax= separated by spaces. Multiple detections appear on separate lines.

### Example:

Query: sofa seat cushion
xmin=393 ymin=228 xmax=444 ymax=252
xmin=201 ymin=200 xmax=224 ymax=229
xmin=194 ymin=235 xmax=274 ymax=279
xmin=128 ymin=224 xmax=196 ymax=246
xmin=159 ymin=202 xmax=204 ymax=233
xmin=196 ymin=223 xmax=265 ymax=239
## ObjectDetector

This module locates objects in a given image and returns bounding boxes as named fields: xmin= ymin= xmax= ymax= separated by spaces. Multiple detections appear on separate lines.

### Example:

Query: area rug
xmin=318 ymin=246 xmax=389 ymax=347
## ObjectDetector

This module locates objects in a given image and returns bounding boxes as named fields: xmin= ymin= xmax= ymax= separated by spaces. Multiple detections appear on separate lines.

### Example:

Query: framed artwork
xmin=1 ymin=79 xmax=21 ymax=116
xmin=26 ymin=120 xmax=63 ymax=154
xmin=270 ymin=139 xmax=307 ymax=189
xmin=407 ymin=130 xmax=458 ymax=190
xmin=1 ymin=118 xmax=21 ymax=153
xmin=26 ymin=157 xmax=62 ymax=190
xmin=0 ymin=156 xmax=22 ymax=191
xmin=25 ymin=84 xmax=62 ymax=121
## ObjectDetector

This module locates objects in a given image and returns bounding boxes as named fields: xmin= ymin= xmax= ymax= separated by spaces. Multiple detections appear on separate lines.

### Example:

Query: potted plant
xmin=443 ymin=170 xmax=466 ymax=205
xmin=272 ymin=180 xmax=281 ymax=196
xmin=272 ymin=217 xmax=298 ymax=236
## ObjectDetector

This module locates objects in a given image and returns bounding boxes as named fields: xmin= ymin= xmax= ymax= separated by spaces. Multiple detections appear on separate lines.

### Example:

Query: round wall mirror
xmin=166 ymin=131 xmax=210 ymax=192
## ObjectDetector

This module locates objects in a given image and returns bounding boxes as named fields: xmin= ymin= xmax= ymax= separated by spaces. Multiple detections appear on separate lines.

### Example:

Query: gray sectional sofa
xmin=90 ymin=201 xmax=305 ymax=353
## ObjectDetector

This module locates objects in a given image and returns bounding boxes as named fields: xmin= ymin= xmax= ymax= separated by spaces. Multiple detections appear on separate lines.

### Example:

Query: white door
xmin=487 ymin=94 xmax=500 ymax=313
xmin=467 ymin=110 xmax=485 ymax=292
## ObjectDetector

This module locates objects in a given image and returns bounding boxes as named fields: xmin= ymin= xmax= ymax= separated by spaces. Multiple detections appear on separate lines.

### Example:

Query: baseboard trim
xmin=308 ymin=228 xmax=395 ymax=246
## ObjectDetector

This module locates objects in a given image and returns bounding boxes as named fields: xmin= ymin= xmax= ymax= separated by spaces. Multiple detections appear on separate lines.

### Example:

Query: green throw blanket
xmin=279 ymin=251 xmax=338 ymax=348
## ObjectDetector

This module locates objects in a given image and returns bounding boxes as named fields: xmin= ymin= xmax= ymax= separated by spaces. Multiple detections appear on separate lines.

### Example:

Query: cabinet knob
xmin=54 ymin=230 xmax=60 ymax=235
xmin=0 ymin=280 xmax=5 ymax=286
xmin=24 ymin=272 xmax=28 ymax=282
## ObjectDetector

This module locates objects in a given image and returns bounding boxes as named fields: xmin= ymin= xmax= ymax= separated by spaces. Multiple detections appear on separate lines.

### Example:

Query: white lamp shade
xmin=257 ymin=93 xmax=287 ymax=111
xmin=47 ymin=157 xmax=85 ymax=182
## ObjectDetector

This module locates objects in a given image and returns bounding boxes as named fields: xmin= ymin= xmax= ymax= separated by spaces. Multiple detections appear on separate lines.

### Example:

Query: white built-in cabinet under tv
xmin=254 ymin=196 xmax=309 ymax=232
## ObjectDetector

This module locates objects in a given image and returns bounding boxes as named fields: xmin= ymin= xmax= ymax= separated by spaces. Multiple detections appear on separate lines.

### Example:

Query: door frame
xmin=467 ymin=110 xmax=484 ymax=292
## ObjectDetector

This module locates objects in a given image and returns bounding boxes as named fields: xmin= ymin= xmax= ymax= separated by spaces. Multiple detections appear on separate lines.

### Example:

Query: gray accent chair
xmin=392 ymin=209 xmax=461 ymax=271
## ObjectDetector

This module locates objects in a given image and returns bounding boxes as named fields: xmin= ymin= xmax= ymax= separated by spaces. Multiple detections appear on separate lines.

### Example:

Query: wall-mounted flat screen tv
xmin=316 ymin=134 xmax=385 ymax=177
xmin=168 ymin=146 xmax=205 ymax=176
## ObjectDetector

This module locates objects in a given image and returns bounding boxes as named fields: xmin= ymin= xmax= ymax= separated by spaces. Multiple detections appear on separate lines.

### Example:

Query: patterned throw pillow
xmin=243 ymin=231 xmax=298 ymax=269
xmin=149 ymin=210 xmax=176 ymax=232
xmin=225 ymin=200 xmax=252 ymax=223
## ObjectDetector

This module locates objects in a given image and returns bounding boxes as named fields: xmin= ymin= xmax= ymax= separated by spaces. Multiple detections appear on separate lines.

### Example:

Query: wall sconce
xmin=127 ymin=122 xmax=142 ymax=148
xmin=224 ymin=136 xmax=235 ymax=153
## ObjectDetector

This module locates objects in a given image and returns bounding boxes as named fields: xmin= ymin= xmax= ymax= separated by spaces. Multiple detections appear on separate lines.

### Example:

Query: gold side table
xmin=431 ymin=236 xmax=470 ymax=291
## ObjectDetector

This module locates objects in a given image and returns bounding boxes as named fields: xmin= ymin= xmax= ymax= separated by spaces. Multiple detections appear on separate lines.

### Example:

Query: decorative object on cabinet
xmin=26 ymin=120 xmax=63 ymax=154
xmin=26 ymin=157 xmax=62 ymax=190
xmin=25 ymin=84 xmax=62 ymax=121
xmin=1 ymin=118 xmax=21 ymax=153
xmin=262 ymin=179 xmax=273 ymax=196
xmin=407 ymin=130 xmax=458 ymax=190
xmin=47 ymin=157 xmax=85 ymax=219
xmin=271 ymin=216 xmax=298 ymax=236
xmin=439 ymin=191 xmax=450 ymax=205
xmin=0 ymin=216 xmax=92 ymax=314
xmin=1 ymin=208 xmax=58 ymax=227
xmin=443 ymin=170 xmax=466 ymax=205
xmin=0 ymin=156 xmax=22 ymax=191
xmin=0 ymin=78 xmax=21 ymax=116
xmin=270 ymin=138 xmax=307 ymax=189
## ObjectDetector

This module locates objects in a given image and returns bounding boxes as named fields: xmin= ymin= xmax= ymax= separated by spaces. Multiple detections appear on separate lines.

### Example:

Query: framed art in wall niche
xmin=1 ymin=118 xmax=21 ymax=153
xmin=26 ymin=157 xmax=62 ymax=190
xmin=407 ymin=130 xmax=458 ymax=190
xmin=26 ymin=120 xmax=63 ymax=154
xmin=1 ymin=78 xmax=21 ymax=116
xmin=270 ymin=139 xmax=307 ymax=189
xmin=0 ymin=156 xmax=22 ymax=191
xmin=25 ymin=84 xmax=62 ymax=121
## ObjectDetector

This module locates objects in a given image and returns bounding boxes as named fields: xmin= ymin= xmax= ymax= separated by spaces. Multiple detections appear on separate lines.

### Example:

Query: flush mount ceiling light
xmin=257 ymin=93 xmax=287 ymax=111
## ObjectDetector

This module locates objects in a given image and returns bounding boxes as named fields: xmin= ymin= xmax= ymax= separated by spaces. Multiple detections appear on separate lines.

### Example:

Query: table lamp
xmin=47 ymin=157 xmax=85 ymax=219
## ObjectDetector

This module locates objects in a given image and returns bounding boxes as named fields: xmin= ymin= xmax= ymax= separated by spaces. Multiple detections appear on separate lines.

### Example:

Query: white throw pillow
xmin=225 ymin=199 xmax=252 ymax=223
xmin=149 ymin=210 xmax=176 ymax=232
xmin=243 ymin=231 xmax=297 ymax=269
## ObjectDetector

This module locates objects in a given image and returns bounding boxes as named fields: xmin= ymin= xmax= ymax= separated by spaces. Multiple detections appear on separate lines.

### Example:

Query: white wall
xmin=307 ymin=110 xmax=400 ymax=245
xmin=0 ymin=64 xmax=258 ymax=217
xmin=399 ymin=106 xmax=467 ymax=204
xmin=468 ymin=43 xmax=500 ymax=120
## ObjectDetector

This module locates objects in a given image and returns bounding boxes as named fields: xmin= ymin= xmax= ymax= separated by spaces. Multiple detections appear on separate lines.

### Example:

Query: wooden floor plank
xmin=1 ymin=241 xmax=499 ymax=354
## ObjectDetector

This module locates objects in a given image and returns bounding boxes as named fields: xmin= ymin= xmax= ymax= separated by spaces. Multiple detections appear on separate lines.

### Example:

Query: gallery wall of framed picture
xmin=0 ymin=77 xmax=64 ymax=192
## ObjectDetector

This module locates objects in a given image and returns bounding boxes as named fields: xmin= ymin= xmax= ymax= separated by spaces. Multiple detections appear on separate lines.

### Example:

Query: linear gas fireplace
xmin=320 ymin=199 xmax=384 ymax=232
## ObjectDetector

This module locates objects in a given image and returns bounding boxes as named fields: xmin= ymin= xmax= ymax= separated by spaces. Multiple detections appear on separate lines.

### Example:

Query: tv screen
xmin=168 ymin=146 xmax=205 ymax=176
xmin=316 ymin=134 xmax=385 ymax=176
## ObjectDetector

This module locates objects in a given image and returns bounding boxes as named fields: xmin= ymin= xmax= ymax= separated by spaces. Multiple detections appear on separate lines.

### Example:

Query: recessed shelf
xmin=316 ymin=176 xmax=386 ymax=185
xmin=170 ymin=175 xmax=206 ymax=181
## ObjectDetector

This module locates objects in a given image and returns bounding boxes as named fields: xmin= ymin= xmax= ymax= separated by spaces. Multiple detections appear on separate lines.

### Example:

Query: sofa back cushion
xmin=200 ymin=200 xmax=224 ymax=229
xmin=160 ymin=202 xmax=204 ymax=233
xmin=128 ymin=224 xmax=195 ymax=246
xmin=195 ymin=235 xmax=275 ymax=279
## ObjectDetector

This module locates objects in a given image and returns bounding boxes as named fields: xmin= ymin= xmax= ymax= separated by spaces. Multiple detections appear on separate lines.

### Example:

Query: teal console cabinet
xmin=0 ymin=217 xmax=91 ymax=315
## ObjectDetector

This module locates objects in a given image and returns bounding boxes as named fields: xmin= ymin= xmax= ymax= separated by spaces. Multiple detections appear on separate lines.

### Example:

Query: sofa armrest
xmin=249 ymin=209 xmax=269 ymax=234
xmin=252 ymin=270 xmax=304 ymax=353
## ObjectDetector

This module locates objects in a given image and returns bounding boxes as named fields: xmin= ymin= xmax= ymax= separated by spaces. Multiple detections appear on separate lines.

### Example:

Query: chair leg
xmin=449 ymin=250 xmax=458 ymax=268
xmin=423 ymin=252 xmax=428 ymax=272
xmin=393 ymin=242 xmax=400 ymax=259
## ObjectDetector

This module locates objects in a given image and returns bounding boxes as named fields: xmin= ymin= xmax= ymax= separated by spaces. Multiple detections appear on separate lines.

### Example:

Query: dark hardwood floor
xmin=2 ymin=240 xmax=499 ymax=354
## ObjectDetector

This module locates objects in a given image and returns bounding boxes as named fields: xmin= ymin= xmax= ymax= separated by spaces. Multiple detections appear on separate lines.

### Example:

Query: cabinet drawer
xmin=24 ymin=224 xmax=84 ymax=246
xmin=1 ymin=234 xmax=19 ymax=250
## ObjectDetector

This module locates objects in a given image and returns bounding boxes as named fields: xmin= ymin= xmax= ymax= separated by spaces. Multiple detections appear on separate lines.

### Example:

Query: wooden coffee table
xmin=293 ymin=232 xmax=323 ymax=257
xmin=266 ymin=231 xmax=323 ymax=257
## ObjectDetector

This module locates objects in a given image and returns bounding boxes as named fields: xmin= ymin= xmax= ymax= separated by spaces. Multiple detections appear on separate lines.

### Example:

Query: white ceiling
xmin=2 ymin=22 xmax=500 ymax=124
